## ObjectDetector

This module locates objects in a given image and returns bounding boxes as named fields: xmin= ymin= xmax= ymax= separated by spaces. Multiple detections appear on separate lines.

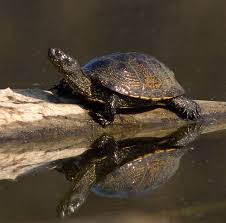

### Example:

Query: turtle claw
xmin=93 ymin=112 xmax=112 ymax=127
xmin=167 ymin=96 xmax=201 ymax=121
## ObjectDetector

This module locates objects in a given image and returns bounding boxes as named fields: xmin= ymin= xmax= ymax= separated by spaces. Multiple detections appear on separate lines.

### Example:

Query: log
xmin=0 ymin=87 xmax=226 ymax=180
xmin=1 ymin=87 xmax=226 ymax=139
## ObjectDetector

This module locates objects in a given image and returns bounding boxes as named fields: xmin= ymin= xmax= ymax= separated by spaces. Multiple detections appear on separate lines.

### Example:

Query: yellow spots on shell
xmin=128 ymin=95 xmax=173 ymax=100
xmin=151 ymin=96 xmax=173 ymax=101
xmin=131 ymin=148 xmax=177 ymax=162
xmin=143 ymin=70 xmax=161 ymax=90
xmin=154 ymin=148 xmax=176 ymax=153
xmin=134 ymin=62 xmax=162 ymax=90
xmin=144 ymin=74 xmax=161 ymax=89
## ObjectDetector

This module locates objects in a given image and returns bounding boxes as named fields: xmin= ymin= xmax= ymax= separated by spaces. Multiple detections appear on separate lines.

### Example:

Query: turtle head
xmin=57 ymin=195 xmax=85 ymax=218
xmin=48 ymin=48 xmax=79 ymax=74
xmin=48 ymin=48 xmax=92 ymax=97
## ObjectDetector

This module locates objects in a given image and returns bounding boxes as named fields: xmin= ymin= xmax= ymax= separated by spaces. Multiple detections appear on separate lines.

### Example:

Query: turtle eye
xmin=55 ymin=49 xmax=62 ymax=57
xmin=48 ymin=48 xmax=63 ymax=61
xmin=63 ymin=57 xmax=73 ymax=65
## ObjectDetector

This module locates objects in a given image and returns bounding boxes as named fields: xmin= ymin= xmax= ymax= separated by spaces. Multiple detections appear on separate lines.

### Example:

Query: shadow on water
xmin=54 ymin=123 xmax=201 ymax=217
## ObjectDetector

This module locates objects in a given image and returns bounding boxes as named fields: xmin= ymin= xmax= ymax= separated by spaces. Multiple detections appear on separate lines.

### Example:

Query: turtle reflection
xmin=56 ymin=123 xmax=201 ymax=217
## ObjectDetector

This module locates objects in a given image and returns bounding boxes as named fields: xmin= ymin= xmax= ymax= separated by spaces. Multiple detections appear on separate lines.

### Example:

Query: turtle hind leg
xmin=166 ymin=96 xmax=201 ymax=120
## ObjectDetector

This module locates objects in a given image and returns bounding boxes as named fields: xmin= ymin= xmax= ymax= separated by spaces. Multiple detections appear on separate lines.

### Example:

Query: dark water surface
xmin=1 ymin=1 xmax=226 ymax=222
xmin=1 ymin=131 xmax=226 ymax=223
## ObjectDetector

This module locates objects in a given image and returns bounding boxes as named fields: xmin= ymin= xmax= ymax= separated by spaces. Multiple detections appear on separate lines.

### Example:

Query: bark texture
xmin=0 ymin=88 xmax=226 ymax=180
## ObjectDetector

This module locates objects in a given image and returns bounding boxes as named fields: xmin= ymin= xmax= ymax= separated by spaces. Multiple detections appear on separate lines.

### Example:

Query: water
xmin=1 ymin=129 xmax=226 ymax=223
xmin=1 ymin=0 xmax=226 ymax=222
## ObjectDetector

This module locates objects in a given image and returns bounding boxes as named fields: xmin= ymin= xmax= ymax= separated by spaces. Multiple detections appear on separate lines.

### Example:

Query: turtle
xmin=48 ymin=48 xmax=201 ymax=126
xmin=55 ymin=123 xmax=201 ymax=217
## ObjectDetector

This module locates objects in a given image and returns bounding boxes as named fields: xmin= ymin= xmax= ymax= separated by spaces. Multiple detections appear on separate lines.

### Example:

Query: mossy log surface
xmin=0 ymin=88 xmax=226 ymax=180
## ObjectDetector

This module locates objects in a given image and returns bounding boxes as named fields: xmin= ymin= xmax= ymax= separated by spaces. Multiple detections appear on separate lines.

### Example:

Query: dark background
xmin=1 ymin=1 xmax=226 ymax=223
xmin=1 ymin=0 xmax=226 ymax=101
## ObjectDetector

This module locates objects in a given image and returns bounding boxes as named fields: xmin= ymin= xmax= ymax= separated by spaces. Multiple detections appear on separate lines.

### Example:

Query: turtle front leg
xmin=94 ymin=95 xmax=118 ymax=127
xmin=92 ymin=134 xmax=124 ymax=164
xmin=166 ymin=96 xmax=201 ymax=120
xmin=49 ymin=79 xmax=73 ymax=96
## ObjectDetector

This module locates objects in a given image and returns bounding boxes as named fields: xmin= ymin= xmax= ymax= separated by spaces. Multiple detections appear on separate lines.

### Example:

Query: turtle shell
xmin=82 ymin=52 xmax=185 ymax=100
xmin=91 ymin=149 xmax=186 ymax=198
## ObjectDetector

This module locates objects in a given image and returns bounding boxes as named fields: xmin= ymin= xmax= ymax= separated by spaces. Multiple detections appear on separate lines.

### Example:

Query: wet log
xmin=0 ymin=87 xmax=226 ymax=180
